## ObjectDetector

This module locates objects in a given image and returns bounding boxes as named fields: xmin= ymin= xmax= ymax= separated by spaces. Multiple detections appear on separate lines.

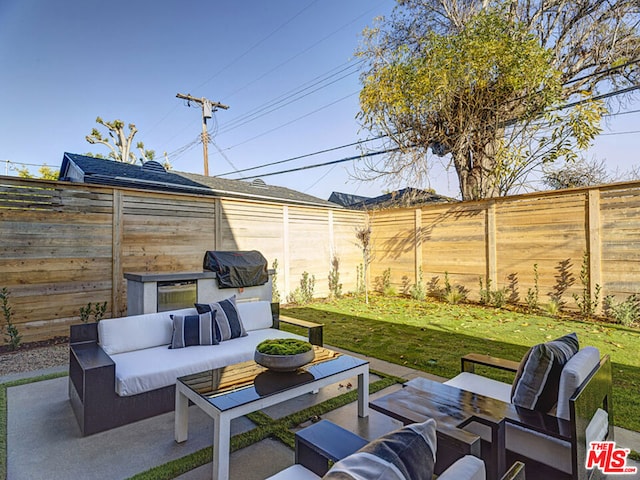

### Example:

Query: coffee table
xmin=174 ymin=346 xmax=369 ymax=480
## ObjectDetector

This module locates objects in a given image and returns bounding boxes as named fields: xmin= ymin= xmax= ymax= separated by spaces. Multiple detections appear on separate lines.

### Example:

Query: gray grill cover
xmin=203 ymin=250 xmax=268 ymax=288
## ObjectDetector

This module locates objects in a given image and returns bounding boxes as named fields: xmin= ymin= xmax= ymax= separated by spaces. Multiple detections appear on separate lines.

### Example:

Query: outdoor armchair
xmin=426 ymin=333 xmax=613 ymax=480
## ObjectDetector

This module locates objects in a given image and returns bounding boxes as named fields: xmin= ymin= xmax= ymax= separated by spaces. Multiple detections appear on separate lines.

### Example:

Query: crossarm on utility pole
xmin=176 ymin=93 xmax=229 ymax=176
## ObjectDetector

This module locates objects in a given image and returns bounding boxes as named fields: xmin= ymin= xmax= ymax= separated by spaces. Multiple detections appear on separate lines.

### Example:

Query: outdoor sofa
xmin=68 ymin=297 xmax=322 ymax=436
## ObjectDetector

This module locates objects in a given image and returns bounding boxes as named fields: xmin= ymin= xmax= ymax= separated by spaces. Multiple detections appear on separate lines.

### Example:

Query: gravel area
xmin=0 ymin=344 xmax=68 ymax=377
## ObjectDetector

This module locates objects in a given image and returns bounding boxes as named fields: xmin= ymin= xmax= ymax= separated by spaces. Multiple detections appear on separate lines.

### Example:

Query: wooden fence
xmin=369 ymin=182 xmax=640 ymax=310
xmin=2 ymin=176 xmax=640 ymax=344
xmin=0 ymin=177 xmax=366 ymax=343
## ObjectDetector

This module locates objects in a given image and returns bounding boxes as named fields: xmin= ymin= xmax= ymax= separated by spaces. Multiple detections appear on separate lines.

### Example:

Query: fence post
xmin=588 ymin=189 xmax=602 ymax=312
xmin=283 ymin=206 xmax=290 ymax=300
xmin=215 ymin=199 xmax=222 ymax=250
xmin=112 ymin=190 xmax=123 ymax=316
xmin=486 ymin=200 xmax=497 ymax=288
xmin=415 ymin=208 xmax=422 ymax=284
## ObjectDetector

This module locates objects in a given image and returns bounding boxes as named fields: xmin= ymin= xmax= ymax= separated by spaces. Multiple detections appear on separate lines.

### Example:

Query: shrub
xmin=479 ymin=277 xmax=508 ymax=308
xmin=272 ymin=259 xmax=281 ymax=303
xmin=444 ymin=287 xmax=466 ymax=305
xmin=0 ymin=288 xmax=21 ymax=350
xmin=525 ymin=263 xmax=540 ymax=312
xmin=573 ymin=251 xmax=600 ymax=319
xmin=381 ymin=268 xmax=396 ymax=296
xmin=543 ymin=298 xmax=561 ymax=317
xmin=410 ymin=268 xmax=426 ymax=301
xmin=603 ymin=294 xmax=640 ymax=326
xmin=287 ymin=271 xmax=315 ymax=305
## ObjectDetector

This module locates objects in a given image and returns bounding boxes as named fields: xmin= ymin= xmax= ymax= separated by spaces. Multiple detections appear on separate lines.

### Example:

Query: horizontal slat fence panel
xmin=119 ymin=192 xmax=217 ymax=314
xmin=495 ymin=193 xmax=587 ymax=306
xmin=0 ymin=179 xmax=115 ymax=342
xmin=331 ymin=210 xmax=368 ymax=293
xmin=370 ymin=209 xmax=416 ymax=292
xmin=288 ymin=206 xmax=331 ymax=297
xmin=600 ymin=185 xmax=640 ymax=299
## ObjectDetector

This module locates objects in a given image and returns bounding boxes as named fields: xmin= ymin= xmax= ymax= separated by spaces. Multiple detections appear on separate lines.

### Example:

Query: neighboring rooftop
xmin=59 ymin=153 xmax=341 ymax=208
xmin=329 ymin=187 xmax=454 ymax=210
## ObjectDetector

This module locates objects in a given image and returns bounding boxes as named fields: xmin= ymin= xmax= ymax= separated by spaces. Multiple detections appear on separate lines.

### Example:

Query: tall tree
xmin=85 ymin=117 xmax=155 ymax=164
xmin=357 ymin=0 xmax=639 ymax=200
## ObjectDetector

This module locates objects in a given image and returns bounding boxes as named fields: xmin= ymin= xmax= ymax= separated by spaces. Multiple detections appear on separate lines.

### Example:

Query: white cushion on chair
xmin=444 ymin=372 xmax=512 ymax=403
xmin=437 ymin=455 xmax=486 ymax=480
xmin=556 ymin=346 xmax=600 ymax=420
xmin=264 ymin=464 xmax=320 ymax=480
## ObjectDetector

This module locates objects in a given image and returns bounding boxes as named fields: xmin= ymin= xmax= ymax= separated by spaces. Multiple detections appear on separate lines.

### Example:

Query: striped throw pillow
xmin=511 ymin=332 xmax=579 ymax=412
xmin=169 ymin=311 xmax=219 ymax=349
xmin=195 ymin=295 xmax=247 ymax=341
xmin=323 ymin=419 xmax=437 ymax=480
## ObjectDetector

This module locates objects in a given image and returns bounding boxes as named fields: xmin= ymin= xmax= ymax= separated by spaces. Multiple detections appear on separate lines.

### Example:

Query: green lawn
xmin=283 ymin=294 xmax=640 ymax=432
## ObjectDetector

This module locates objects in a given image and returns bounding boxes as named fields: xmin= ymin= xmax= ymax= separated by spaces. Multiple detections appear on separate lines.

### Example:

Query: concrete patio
xmin=6 ymin=348 xmax=640 ymax=480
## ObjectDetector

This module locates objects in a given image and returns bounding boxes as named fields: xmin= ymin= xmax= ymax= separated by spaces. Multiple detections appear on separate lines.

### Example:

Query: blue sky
xmin=0 ymin=0 xmax=638 ymax=201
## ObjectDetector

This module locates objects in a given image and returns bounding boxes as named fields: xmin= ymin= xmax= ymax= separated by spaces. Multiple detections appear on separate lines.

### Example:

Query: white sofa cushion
xmin=111 ymin=328 xmax=305 ymax=396
xmin=98 ymin=308 xmax=197 ymax=355
xmin=237 ymin=300 xmax=274 ymax=331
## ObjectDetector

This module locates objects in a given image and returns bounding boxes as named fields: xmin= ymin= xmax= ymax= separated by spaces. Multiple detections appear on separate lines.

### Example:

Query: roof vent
xmin=251 ymin=178 xmax=268 ymax=188
xmin=141 ymin=160 xmax=167 ymax=173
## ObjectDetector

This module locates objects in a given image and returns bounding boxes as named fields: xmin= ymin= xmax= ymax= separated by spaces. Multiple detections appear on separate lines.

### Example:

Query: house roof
xmin=59 ymin=153 xmax=341 ymax=208
xmin=327 ymin=191 xmax=370 ymax=208
xmin=329 ymin=188 xmax=454 ymax=210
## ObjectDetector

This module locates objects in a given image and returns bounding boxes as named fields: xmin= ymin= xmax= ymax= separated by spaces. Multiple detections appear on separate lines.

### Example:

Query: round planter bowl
xmin=254 ymin=348 xmax=315 ymax=372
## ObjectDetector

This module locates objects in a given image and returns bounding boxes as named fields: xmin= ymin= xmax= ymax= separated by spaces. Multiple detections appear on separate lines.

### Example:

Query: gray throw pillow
xmin=323 ymin=418 xmax=437 ymax=480
xmin=511 ymin=332 xmax=579 ymax=412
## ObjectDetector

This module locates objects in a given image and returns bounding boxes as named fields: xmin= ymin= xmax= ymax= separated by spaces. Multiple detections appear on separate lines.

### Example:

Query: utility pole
xmin=176 ymin=93 xmax=229 ymax=176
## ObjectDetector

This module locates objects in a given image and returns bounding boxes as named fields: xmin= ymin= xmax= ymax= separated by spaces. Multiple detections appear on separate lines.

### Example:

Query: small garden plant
xmin=79 ymin=301 xmax=108 ymax=323
xmin=287 ymin=271 xmax=315 ymax=305
xmin=0 ymin=287 xmax=21 ymax=350
xmin=256 ymin=338 xmax=312 ymax=355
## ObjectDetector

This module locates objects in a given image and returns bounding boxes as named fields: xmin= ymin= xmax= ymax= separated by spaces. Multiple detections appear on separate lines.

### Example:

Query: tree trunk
xmin=453 ymin=145 xmax=500 ymax=201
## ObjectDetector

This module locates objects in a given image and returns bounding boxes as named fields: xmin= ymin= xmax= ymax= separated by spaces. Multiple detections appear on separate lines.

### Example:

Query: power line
xmin=233 ymin=87 xmax=639 ymax=180
xmin=237 ymin=147 xmax=401 ymax=180
xmin=601 ymin=130 xmax=640 ymax=136
xmin=217 ymin=60 xmax=362 ymax=134
xmin=224 ymin=90 xmax=359 ymax=150
xmin=190 ymin=1 xmax=319 ymax=93
xmin=218 ymin=134 xmax=387 ymax=176
xmin=220 ymin=1 xmax=385 ymax=102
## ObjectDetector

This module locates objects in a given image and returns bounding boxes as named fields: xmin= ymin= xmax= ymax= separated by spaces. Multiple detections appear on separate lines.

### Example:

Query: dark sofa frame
xmin=68 ymin=305 xmax=323 ymax=436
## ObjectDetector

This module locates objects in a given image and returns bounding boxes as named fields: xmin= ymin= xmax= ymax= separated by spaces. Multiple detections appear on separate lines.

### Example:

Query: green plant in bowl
xmin=255 ymin=338 xmax=314 ymax=371
xmin=256 ymin=338 xmax=312 ymax=355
